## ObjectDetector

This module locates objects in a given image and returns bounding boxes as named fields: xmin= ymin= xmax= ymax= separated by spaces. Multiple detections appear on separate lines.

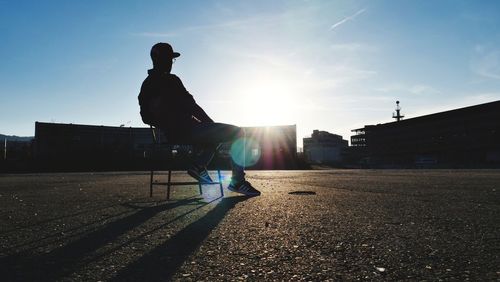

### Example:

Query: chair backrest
xmin=150 ymin=126 xmax=161 ymax=144
xmin=150 ymin=126 xmax=189 ymax=148
xmin=150 ymin=126 xmax=170 ymax=144
xmin=150 ymin=126 xmax=190 ymax=145
xmin=149 ymin=126 xmax=195 ymax=160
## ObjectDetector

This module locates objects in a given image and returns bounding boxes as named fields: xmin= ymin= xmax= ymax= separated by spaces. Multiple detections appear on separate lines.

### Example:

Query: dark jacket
xmin=138 ymin=69 xmax=210 ymax=135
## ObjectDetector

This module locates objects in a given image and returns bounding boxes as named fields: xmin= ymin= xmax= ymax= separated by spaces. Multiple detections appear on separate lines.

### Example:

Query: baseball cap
xmin=150 ymin=43 xmax=180 ymax=61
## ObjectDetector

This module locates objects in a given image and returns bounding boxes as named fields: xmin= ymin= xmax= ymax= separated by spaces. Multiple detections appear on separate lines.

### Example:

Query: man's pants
xmin=183 ymin=122 xmax=246 ymax=182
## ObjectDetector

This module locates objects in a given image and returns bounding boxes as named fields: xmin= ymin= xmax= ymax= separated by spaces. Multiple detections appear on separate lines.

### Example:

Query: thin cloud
xmin=470 ymin=45 xmax=500 ymax=80
xmin=330 ymin=8 xmax=366 ymax=31
xmin=330 ymin=43 xmax=363 ymax=52
xmin=409 ymin=85 xmax=441 ymax=95
xmin=376 ymin=83 xmax=441 ymax=95
xmin=133 ymin=14 xmax=281 ymax=38
xmin=330 ymin=43 xmax=377 ymax=54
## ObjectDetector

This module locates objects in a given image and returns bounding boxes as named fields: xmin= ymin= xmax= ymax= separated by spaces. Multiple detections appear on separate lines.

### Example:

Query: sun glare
xmin=238 ymin=75 xmax=300 ymax=126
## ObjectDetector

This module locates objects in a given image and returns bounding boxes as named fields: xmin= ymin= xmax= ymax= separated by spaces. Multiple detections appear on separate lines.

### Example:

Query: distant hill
xmin=0 ymin=134 xmax=34 ymax=142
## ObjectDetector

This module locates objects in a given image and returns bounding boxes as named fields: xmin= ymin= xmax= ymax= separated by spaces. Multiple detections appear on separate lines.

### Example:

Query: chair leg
xmin=198 ymin=182 xmax=203 ymax=195
xmin=150 ymin=170 xmax=154 ymax=197
xmin=218 ymin=170 xmax=224 ymax=197
xmin=167 ymin=170 xmax=172 ymax=200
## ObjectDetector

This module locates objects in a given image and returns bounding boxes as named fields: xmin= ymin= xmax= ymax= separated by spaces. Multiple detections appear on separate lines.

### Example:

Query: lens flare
xmin=230 ymin=137 xmax=261 ymax=167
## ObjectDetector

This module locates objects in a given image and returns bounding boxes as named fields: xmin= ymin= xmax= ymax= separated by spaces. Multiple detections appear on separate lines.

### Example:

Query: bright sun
xmin=237 ymin=75 xmax=300 ymax=126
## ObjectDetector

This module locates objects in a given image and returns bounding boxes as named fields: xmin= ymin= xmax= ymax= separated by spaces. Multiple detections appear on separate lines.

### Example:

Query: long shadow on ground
xmin=0 ymin=197 xmax=205 ymax=281
xmin=111 ymin=196 xmax=248 ymax=282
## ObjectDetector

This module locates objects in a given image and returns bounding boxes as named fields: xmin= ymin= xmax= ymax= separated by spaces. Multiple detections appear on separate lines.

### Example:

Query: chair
xmin=148 ymin=126 xmax=224 ymax=200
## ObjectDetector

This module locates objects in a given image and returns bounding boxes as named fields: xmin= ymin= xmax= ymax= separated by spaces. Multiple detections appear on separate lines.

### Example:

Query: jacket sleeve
xmin=138 ymin=78 xmax=155 ymax=125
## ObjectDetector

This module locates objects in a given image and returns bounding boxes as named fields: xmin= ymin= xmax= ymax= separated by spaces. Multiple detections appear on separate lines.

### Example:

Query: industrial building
xmin=34 ymin=122 xmax=153 ymax=171
xmin=34 ymin=122 xmax=297 ymax=171
xmin=303 ymin=130 xmax=348 ymax=164
xmin=350 ymin=100 xmax=500 ymax=168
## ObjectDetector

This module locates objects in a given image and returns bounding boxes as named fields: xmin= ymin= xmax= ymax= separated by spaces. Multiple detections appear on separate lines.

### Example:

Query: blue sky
xmin=1 ymin=0 xmax=500 ymax=147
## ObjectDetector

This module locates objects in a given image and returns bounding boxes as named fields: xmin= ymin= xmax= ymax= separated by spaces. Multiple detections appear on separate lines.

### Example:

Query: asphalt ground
xmin=0 ymin=170 xmax=499 ymax=281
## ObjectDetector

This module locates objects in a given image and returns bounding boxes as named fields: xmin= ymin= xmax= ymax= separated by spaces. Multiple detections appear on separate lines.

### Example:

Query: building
xmin=34 ymin=122 xmax=297 ymax=171
xmin=34 ymin=122 xmax=155 ymax=171
xmin=350 ymin=100 xmax=500 ymax=168
xmin=303 ymin=130 xmax=348 ymax=164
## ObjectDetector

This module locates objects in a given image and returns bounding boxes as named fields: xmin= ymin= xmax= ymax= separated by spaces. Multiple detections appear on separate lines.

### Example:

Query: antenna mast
xmin=392 ymin=100 xmax=405 ymax=122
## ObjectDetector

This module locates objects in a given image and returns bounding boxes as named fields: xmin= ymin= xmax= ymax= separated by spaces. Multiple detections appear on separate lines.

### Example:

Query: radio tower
xmin=392 ymin=100 xmax=404 ymax=122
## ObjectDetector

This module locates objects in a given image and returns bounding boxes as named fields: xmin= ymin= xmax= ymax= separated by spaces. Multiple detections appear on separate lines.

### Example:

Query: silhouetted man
xmin=138 ymin=42 xmax=260 ymax=196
